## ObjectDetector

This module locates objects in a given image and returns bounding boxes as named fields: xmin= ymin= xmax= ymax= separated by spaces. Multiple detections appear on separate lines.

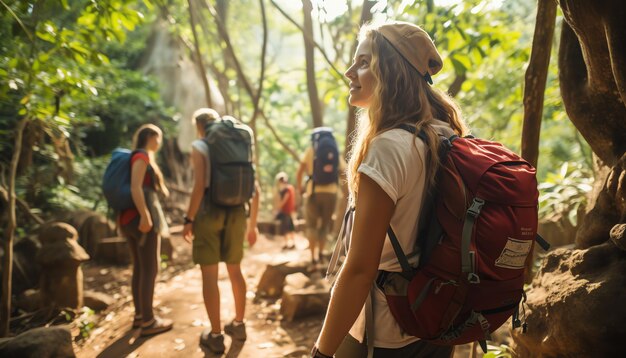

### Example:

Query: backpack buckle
xmin=467 ymin=272 xmax=481 ymax=284
xmin=467 ymin=197 xmax=485 ymax=218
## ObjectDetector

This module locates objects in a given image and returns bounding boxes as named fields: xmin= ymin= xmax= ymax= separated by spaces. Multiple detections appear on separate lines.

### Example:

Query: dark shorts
xmin=335 ymin=334 xmax=454 ymax=358
xmin=275 ymin=212 xmax=295 ymax=235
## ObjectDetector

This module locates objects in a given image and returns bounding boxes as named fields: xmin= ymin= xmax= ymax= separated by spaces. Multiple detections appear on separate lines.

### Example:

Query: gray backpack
xmin=204 ymin=116 xmax=255 ymax=207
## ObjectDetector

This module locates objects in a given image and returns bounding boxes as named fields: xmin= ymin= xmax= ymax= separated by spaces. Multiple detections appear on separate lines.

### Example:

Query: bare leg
xmin=200 ymin=264 xmax=221 ymax=333
xmin=226 ymin=264 xmax=246 ymax=322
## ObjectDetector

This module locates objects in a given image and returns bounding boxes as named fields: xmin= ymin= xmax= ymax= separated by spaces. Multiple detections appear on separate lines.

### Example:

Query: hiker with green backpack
xmin=182 ymin=108 xmax=260 ymax=354
xmin=312 ymin=21 xmax=543 ymax=358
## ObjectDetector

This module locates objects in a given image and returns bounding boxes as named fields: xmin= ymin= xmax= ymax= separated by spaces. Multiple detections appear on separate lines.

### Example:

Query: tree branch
xmin=259 ymin=111 xmax=300 ymax=162
xmin=0 ymin=185 xmax=44 ymax=225
xmin=269 ymin=0 xmax=347 ymax=85
xmin=188 ymin=0 xmax=213 ymax=107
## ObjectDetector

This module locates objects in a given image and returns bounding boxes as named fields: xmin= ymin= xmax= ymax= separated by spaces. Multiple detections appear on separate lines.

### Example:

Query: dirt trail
xmin=76 ymin=232 xmax=320 ymax=358
xmin=74 ymin=230 xmax=482 ymax=357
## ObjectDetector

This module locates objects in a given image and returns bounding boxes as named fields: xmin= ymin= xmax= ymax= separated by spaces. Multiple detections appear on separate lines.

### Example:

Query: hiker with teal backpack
xmin=296 ymin=127 xmax=346 ymax=269
xmin=182 ymin=108 xmax=260 ymax=354
xmin=312 ymin=21 xmax=545 ymax=358
xmin=103 ymin=124 xmax=173 ymax=336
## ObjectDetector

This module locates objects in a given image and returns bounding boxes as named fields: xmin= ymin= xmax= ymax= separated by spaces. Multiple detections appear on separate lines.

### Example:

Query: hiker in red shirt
xmin=119 ymin=124 xmax=173 ymax=336
xmin=312 ymin=22 xmax=468 ymax=358
xmin=274 ymin=172 xmax=296 ymax=250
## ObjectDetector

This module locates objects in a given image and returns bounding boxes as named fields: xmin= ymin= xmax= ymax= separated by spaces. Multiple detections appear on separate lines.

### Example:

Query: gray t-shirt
xmin=191 ymin=139 xmax=210 ymax=188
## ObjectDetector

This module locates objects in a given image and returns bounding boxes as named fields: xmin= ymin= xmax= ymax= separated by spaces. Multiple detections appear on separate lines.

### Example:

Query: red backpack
xmin=376 ymin=126 xmax=549 ymax=351
xmin=327 ymin=126 xmax=549 ymax=353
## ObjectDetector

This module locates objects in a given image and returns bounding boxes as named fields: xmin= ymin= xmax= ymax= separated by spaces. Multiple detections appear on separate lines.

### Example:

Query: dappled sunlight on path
xmin=76 ymin=232 xmax=322 ymax=358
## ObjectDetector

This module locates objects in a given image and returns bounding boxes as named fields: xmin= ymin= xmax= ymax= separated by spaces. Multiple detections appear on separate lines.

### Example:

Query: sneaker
xmin=224 ymin=320 xmax=247 ymax=341
xmin=140 ymin=316 xmax=173 ymax=336
xmin=200 ymin=329 xmax=225 ymax=354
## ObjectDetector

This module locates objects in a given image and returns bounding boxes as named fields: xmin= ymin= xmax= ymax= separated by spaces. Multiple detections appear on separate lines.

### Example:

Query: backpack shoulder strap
xmin=387 ymin=227 xmax=415 ymax=280
xmin=396 ymin=123 xmax=456 ymax=268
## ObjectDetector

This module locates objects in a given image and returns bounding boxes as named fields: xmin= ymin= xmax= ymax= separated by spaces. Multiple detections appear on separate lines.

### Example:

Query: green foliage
xmin=76 ymin=307 xmax=96 ymax=340
xmin=484 ymin=342 xmax=514 ymax=358
xmin=1 ymin=0 xmax=598 ymax=227
xmin=538 ymin=162 xmax=592 ymax=226
xmin=1 ymin=0 xmax=174 ymax=217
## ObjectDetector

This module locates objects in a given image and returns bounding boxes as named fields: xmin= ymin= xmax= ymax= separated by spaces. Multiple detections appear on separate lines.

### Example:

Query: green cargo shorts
xmin=192 ymin=201 xmax=247 ymax=265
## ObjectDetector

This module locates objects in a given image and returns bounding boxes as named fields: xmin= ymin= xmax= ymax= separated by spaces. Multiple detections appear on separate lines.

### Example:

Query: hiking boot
xmin=200 ymin=329 xmax=225 ymax=354
xmin=224 ymin=320 xmax=247 ymax=341
xmin=140 ymin=316 xmax=173 ymax=336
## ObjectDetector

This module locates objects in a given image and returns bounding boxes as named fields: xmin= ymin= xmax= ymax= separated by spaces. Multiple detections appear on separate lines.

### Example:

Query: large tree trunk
xmin=302 ymin=0 xmax=323 ymax=128
xmin=512 ymin=2 xmax=626 ymax=353
xmin=558 ymin=0 xmax=626 ymax=166
xmin=557 ymin=0 xmax=626 ymax=247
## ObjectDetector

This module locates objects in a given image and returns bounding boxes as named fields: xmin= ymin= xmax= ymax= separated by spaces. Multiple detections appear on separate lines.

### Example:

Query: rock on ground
xmin=511 ymin=242 xmax=626 ymax=357
xmin=83 ymin=290 xmax=115 ymax=312
xmin=0 ymin=326 xmax=75 ymax=358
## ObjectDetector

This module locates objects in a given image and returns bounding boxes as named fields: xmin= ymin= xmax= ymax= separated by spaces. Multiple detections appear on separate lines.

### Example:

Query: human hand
xmin=138 ymin=214 xmax=153 ymax=233
xmin=183 ymin=223 xmax=194 ymax=243
xmin=246 ymin=226 xmax=258 ymax=247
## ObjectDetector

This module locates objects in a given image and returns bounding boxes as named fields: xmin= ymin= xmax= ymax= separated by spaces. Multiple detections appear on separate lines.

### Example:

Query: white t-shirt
xmin=191 ymin=139 xmax=211 ymax=188
xmin=348 ymin=128 xmax=430 ymax=348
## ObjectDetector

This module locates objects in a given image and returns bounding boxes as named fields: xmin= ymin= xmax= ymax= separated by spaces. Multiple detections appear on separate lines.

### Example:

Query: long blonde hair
xmin=347 ymin=24 xmax=468 ymax=204
xmin=132 ymin=124 xmax=169 ymax=197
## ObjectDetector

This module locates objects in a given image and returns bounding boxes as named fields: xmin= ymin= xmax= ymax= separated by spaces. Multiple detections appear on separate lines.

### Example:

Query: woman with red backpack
xmin=119 ymin=124 xmax=173 ymax=336
xmin=311 ymin=22 xmax=468 ymax=358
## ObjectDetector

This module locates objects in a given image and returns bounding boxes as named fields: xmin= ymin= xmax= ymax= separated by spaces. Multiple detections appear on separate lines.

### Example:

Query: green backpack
xmin=203 ymin=116 xmax=255 ymax=207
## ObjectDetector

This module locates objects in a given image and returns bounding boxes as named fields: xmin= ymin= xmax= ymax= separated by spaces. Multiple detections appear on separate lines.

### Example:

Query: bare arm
xmin=277 ymin=189 xmax=290 ymax=209
xmin=183 ymin=148 xmax=205 ymax=242
xmin=296 ymin=159 xmax=306 ymax=194
xmin=131 ymin=160 xmax=150 ymax=219
xmin=315 ymin=174 xmax=395 ymax=355
xmin=247 ymin=182 xmax=261 ymax=246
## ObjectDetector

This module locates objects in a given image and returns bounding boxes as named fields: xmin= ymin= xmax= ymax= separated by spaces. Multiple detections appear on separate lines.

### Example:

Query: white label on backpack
xmin=495 ymin=238 xmax=532 ymax=269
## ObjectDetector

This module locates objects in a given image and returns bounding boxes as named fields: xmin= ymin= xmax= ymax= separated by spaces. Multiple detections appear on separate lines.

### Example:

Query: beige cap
xmin=191 ymin=107 xmax=220 ymax=124
xmin=275 ymin=171 xmax=288 ymax=182
xmin=377 ymin=22 xmax=442 ymax=83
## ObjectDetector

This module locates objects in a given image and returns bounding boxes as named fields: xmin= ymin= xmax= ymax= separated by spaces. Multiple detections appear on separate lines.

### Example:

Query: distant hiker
xmin=274 ymin=172 xmax=296 ymax=250
xmin=296 ymin=127 xmax=345 ymax=268
xmin=311 ymin=22 xmax=469 ymax=358
xmin=182 ymin=108 xmax=260 ymax=354
xmin=117 ymin=124 xmax=173 ymax=336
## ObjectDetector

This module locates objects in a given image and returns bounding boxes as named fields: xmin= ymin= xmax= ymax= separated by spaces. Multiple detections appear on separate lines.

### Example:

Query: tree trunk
xmin=557 ymin=0 xmax=626 ymax=166
xmin=521 ymin=0 xmax=557 ymax=168
xmin=188 ymin=0 xmax=212 ymax=107
xmin=302 ymin=0 xmax=323 ymax=128
xmin=520 ymin=0 xmax=557 ymax=282
xmin=1 ymin=117 xmax=28 ymax=337
xmin=447 ymin=73 xmax=467 ymax=98
xmin=556 ymin=0 xmax=626 ymax=247
xmin=250 ymin=0 xmax=268 ymax=170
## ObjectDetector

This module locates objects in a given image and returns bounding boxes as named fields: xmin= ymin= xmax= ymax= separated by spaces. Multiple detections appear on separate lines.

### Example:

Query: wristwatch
xmin=311 ymin=346 xmax=333 ymax=358
xmin=183 ymin=216 xmax=194 ymax=225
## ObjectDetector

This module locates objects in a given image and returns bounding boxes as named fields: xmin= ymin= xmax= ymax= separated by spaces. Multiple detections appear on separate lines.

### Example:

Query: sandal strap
xmin=141 ymin=318 xmax=157 ymax=328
